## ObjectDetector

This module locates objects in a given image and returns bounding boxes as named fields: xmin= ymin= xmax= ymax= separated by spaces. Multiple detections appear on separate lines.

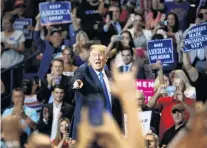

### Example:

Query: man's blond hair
xmin=90 ymin=44 xmax=107 ymax=54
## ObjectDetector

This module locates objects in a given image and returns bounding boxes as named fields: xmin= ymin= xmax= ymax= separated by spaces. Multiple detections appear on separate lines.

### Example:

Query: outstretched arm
xmin=183 ymin=52 xmax=199 ymax=82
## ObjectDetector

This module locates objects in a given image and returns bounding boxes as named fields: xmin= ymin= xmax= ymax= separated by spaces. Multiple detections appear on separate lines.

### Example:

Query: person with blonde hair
xmin=169 ymin=70 xmax=196 ymax=99
xmin=52 ymin=118 xmax=73 ymax=148
xmin=62 ymin=47 xmax=78 ymax=77
xmin=145 ymin=132 xmax=160 ymax=148
xmin=70 ymin=44 xmax=123 ymax=140
xmin=73 ymin=30 xmax=89 ymax=54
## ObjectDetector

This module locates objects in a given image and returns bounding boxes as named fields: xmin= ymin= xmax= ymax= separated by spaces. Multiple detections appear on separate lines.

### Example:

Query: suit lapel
xmin=60 ymin=75 xmax=65 ymax=86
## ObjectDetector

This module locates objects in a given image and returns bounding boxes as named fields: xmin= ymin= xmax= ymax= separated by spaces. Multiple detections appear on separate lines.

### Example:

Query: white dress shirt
xmin=94 ymin=69 xmax=112 ymax=106
xmin=50 ymin=102 xmax=62 ymax=140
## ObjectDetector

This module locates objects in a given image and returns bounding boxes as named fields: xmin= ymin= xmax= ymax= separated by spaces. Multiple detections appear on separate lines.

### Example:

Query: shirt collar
xmin=53 ymin=102 xmax=62 ymax=108
xmin=94 ymin=69 xmax=105 ymax=77
xmin=124 ymin=62 xmax=132 ymax=68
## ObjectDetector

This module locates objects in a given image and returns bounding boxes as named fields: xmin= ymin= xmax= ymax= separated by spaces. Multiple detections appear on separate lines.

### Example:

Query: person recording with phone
xmin=148 ymin=78 xmax=195 ymax=140
xmin=52 ymin=118 xmax=73 ymax=148
xmin=158 ymin=13 xmax=183 ymax=68
xmin=37 ymin=85 xmax=74 ymax=141
xmin=99 ymin=5 xmax=125 ymax=45
xmin=107 ymin=30 xmax=135 ymax=68
xmin=69 ymin=44 xmax=123 ymax=140
xmin=123 ymin=13 xmax=152 ymax=49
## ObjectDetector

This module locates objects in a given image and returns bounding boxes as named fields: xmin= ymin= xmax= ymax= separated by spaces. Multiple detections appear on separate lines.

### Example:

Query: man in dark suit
xmin=37 ymin=58 xmax=74 ymax=104
xmin=119 ymin=48 xmax=146 ymax=79
xmin=70 ymin=44 xmax=123 ymax=139
xmin=37 ymin=85 xmax=74 ymax=140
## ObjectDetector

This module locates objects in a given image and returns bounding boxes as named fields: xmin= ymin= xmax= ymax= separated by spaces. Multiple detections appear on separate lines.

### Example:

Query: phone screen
xmin=86 ymin=94 xmax=104 ymax=126
xmin=165 ymin=86 xmax=176 ymax=96
xmin=108 ymin=11 xmax=113 ymax=20
xmin=115 ymin=35 xmax=124 ymax=41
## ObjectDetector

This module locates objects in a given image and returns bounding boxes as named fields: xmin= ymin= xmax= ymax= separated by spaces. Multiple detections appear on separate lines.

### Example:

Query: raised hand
xmin=110 ymin=63 xmax=137 ymax=100
xmin=110 ymin=63 xmax=146 ymax=148
xmin=43 ymin=107 xmax=49 ymax=121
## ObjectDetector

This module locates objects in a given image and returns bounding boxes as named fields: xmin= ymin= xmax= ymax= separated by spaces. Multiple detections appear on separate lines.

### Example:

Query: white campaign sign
xmin=124 ymin=111 xmax=152 ymax=136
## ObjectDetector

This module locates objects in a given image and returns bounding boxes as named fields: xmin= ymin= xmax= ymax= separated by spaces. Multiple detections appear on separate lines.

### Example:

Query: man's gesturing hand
xmin=73 ymin=79 xmax=83 ymax=89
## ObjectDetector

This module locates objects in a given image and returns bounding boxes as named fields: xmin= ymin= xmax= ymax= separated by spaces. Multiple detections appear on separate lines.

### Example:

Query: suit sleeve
xmin=37 ymin=105 xmax=52 ymax=134
xmin=69 ymin=67 xmax=85 ymax=89
xmin=64 ymin=104 xmax=74 ymax=122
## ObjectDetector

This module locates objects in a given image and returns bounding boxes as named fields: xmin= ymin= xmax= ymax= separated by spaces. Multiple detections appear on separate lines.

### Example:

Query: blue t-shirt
xmin=2 ymin=106 xmax=39 ymax=135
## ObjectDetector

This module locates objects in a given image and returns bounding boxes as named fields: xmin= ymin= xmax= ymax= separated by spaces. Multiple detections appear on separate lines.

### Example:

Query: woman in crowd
xmin=21 ymin=79 xmax=43 ymax=116
xmin=123 ymin=13 xmax=153 ymax=77
xmin=62 ymin=47 xmax=78 ymax=77
xmin=107 ymin=30 xmax=135 ymax=67
xmin=169 ymin=70 xmax=196 ymax=99
xmin=160 ymin=13 xmax=183 ymax=68
xmin=1 ymin=14 xmax=25 ymax=69
xmin=145 ymin=0 xmax=166 ymax=30
xmin=52 ymin=118 xmax=73 ymax=148
xmin=72 ymin=30 xmax=89 ymax=66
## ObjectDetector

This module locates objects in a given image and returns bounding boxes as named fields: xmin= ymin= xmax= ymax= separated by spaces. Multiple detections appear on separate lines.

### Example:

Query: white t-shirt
xmin=1 ymin=30 xmax=25 ymax=68
xmin=1 ymin=30 xmax=25 ymax=47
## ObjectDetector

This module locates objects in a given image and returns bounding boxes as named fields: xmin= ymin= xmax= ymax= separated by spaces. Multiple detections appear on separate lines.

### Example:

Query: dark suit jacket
xmin=98 ymin=21 xmax=125 ymax=46
xmin=37 ymin=102 xmax=74 ymax=136
xmin=37 ymin=75 xmax=74 ymax=105
xmin=69 ymin=65 xmax=123 ymax=139
xmin=119 ymin=65 xmax=146 ymax=79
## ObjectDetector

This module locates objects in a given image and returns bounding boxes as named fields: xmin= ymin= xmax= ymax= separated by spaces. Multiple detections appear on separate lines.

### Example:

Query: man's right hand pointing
xmin=73 ymin=79 xmax=83 ymax=89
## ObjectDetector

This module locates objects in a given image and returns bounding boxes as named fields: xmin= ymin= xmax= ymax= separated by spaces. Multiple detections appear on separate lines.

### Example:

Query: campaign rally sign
xmin=124 ymin=111 xmax=152 ymax=136
xmin=39 ymin=2 xmax=72 ymax=26
xmin=147 ymin=39 xmax=174 ymax=64
xmin=184 ymin=23 xmax=207 ymax=52
xmin=13 ymin=19 xmax=32 ymax=39
xmin=136 ymin=79 xmax=154 ymax=104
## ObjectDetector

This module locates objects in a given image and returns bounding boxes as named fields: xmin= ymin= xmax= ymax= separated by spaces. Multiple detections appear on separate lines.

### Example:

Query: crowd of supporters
xmin=1 ymin=0 xmax=207 ymax=148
